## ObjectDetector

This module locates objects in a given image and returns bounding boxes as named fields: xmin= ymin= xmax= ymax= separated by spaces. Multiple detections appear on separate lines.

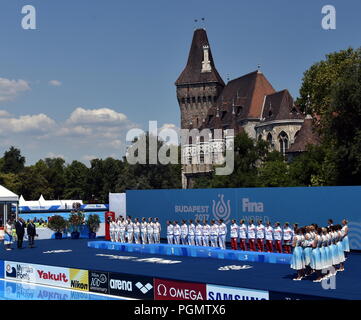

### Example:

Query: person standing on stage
xmin=140 ymin=217 xmax=148 ymax=244
xmin=126 ymin=217 xmax=134 ymax=243
xmin=15 ymin=218 xmax=26 ymax=249
xmin=166 ymin=220 xmax=174 ymax=244
xmin=195 ymin=220 xmax=203 ymax=246
xmin=4 ymin=219 xmax=13 ymax=251
xmin=119 ymin=217 xmax=126 ymax=243
xmin=239 ymin=219 xmax=247 ymax=251
xmin=27 ymin=220 xmax=37 ymax=248
xmin=202 ymin=220 xmax=210 ymax=247
xmin=153 ymin=218 xmax=161 ymax=244
xmin=247 ymin=219 xmax=256 ymax=251
xmin=341 ymin=219 xmax=350 ymax=259
xmin=133 ymin=218 xmax=141 ymax=244
xmin=283 ymin=222 xmax=293 ymax=254
xmin=147 ymin=218 xmax=154 ymax=244
xmin=180 ymin=220 xmax=188 ymax=245
xmin=210 ymin=220 xmax=219 ymax=248
xmin=188 ymin=219 xmax=196 ymax=246
xmin=273 ymin=222 xmax=283 ymax=253
xmin=173 ymin=221 xmax=181 ymax=245
xmin=218 ymin=219 xmax=227 ymax=250
xmin=230 ymin=220 xmax=239 ymax=250
xmin=291 ymin=228 xmax=305 ymax=281
xmin=114 ymin=218 xmax=121 ymax=242
xmin=256 ymin=220 xmax=265 ymax=252
xmin=265 ymin=221 xmax=274 ymax=252
xmin=110 ymin=218 xmax=116 ymax=242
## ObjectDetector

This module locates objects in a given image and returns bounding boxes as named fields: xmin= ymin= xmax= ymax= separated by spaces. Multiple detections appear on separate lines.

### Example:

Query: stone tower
xmin=175 ymin=28 xmax=225 ymax=130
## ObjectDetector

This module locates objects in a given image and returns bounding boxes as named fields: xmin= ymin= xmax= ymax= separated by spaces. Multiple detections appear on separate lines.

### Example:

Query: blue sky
xmin=0 ymin=0 xmax=360 ymax=165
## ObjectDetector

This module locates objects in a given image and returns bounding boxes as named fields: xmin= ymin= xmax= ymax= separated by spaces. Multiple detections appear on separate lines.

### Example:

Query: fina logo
xmin=212 ymin=194 xmax=231 ymax=224
xmin=218 ymin=265 xmax=253 ymax=271
xmin=242 ymin=198 xmax=264 ymax=213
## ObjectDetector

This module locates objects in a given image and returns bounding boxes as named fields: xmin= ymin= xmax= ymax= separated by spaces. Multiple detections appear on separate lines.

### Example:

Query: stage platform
xmin=88 ymin=241 xmax=292 ymax=264
xmin=0 ymin=238 xmax=360 ymax=300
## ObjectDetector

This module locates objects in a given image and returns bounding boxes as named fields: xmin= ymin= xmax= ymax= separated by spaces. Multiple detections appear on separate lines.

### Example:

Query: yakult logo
xmin=212 ymin=194 xmax=231 ymax=224
xmin=37 ymin=270 xmax=68 ymax=283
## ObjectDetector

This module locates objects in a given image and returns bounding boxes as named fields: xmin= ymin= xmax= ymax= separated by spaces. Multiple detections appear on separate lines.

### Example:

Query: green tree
xmin=1 ymin=146 xmax=25 ymax=174
xmin=297 ymin=47 xmax=361 ymax=185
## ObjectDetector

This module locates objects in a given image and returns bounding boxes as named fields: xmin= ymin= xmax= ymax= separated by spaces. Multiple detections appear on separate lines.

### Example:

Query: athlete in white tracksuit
xmin=181 ymin=220 xmax=188 ymax=245
xmin=188 ymin=220 xmax=196 ymax=246
xmin=166 ymin=221 xmax=174 ymax=244
xmin=218 ymin=219 xmax=227 ymax=249
xmin=114 ymin=218 xmax=121 ymax=242
xmin=140 ymin=218 xmax=148 ymax=244
xmin=153 ymin=218 xmax=161 ymax=244
xmin=133 ymin=218 xmax=141 ymax=244
xmin=126 ymin=218 xmax=134 ymax=243
xmin=210 ymin=220 xmax=219 ymax=247
xmin=110 ymin=220 xmax=117 ymax=242
xmin=202 ymin=221 xmax=210 ymax=246
xmin=147 ymin=218 xmax=154 ymax=244
xmin=195 ymin=221 xmax=203 ymax=246
xmin=173 ymin=221 xmax=181 ymax=245
xmin=119 ymin=218 xmax=126 ymax=243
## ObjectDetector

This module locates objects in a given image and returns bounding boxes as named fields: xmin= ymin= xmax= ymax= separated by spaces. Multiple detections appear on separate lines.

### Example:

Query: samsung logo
xmin=208 ymin=292 xmax=267 ymax=300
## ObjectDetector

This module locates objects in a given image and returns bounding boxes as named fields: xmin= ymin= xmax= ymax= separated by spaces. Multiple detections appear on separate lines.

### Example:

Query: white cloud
xmin=0 ymin=78 xmax=30 ymax=101
xmin=67 ymin=107 xmax=127 ymax=125
xmin=46 ymin=152 xmax=65 ymax=160
xmin=0 ymin=113 xmax=56 ymax=134
xmin=0 ymin=110 xmax=11 ymax=117
xmin=49 ymin=80 xmax=62 ymax=87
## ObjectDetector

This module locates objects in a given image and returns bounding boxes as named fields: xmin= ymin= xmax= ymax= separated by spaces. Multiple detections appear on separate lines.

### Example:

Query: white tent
xmin=0 ymin=185 xmax=19 ymax=225
xmin=0 ymin=185 xmax=19 ymax=202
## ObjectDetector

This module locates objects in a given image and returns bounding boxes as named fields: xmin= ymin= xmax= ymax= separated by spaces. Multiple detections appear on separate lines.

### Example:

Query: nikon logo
xmin=71 ymin=280 xmax=88 ymax=290
xmin=110 ymin=279 xmax=132 ymax=291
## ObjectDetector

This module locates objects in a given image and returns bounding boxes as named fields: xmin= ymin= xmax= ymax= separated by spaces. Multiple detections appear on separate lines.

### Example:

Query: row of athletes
xmin=109 ymin=217 xmax=162 ymax=244
xmin=166 ymin=219 xmax=295 ymax=253
xmin=290 ymin=219 xmax=350 ymax=282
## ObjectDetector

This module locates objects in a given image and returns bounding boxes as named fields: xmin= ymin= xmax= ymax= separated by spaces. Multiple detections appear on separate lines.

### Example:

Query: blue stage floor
xmin=0 ymin=239 xmax=360 ymax=300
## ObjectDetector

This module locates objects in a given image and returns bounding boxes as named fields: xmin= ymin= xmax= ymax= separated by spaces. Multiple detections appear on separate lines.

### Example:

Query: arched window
xmin=279 ymin=131 xmax=289 ymax=154
xmin=199 ymin=151 xmax=205 ymax=164
xmin=267 ymin=133 xmax=273 ymax=146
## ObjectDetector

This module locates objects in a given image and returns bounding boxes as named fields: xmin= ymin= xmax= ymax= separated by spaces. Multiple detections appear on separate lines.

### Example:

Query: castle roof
xmin=175 ymin=29 xmax=225 ymax=86
xmin=261 ymin=89 xmax=304 ymax=122
xmin=203 ymin=71 xmax=275 ymax=130
xmin=287 ymin=115 xmax=320 ymax=153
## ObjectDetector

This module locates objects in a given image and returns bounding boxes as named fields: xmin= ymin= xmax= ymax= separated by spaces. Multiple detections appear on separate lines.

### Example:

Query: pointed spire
xmin=175 ymin=29 xmax=225 ymax=86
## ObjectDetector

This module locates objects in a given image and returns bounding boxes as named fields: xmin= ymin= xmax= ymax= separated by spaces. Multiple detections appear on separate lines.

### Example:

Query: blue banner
xmin=126 ymin=186 xmax=361 ymax=250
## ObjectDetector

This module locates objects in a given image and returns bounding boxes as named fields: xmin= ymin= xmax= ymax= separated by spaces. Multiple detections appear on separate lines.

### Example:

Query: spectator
xmin=27 ymin=220 xmax=37 ymax=248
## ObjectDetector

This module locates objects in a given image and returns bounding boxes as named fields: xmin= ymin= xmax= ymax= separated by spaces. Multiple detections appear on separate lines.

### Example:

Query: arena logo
xmin=242 ymin=198 xmax=264 ymax=213
xmin=212 ymin=194 xmax=231 ymax=224
xmin=110 ymin=279 xmax=132 ymax=291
